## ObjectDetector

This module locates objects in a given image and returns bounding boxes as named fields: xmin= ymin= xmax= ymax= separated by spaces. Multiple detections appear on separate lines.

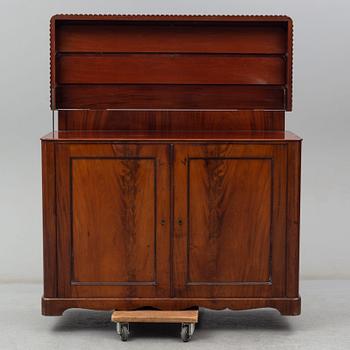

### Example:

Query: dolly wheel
xmin=117 ymin=322 xmax=130 ymax=341
xmin=181 ymin=323 xmax=193 ymax=342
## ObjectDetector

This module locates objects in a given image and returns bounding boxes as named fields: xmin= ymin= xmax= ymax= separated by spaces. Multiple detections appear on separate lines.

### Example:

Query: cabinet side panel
xmin=42 ymin=141 xmax=57 ymax=298
xmin=286 ymin=141 xmax=301 ymax=297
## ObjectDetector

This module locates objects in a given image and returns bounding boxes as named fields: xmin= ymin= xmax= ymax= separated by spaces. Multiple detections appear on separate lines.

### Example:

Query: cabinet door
xmin=173 ymin=144 xmax=287 ymax=298
xmin=56 ymin=143 xmax=170 ymax=298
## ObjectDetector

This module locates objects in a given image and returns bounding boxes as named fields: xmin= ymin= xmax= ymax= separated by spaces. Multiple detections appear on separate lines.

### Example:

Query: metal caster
xmin=116 ymin=322 xmax=130 ymax=341
xmin=181 ymin=323 xmax=195 ymax=342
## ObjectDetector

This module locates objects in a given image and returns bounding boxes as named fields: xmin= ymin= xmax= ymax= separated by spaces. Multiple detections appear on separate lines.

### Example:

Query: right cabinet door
xmin=173 ymin=143 xmax=288 ymax=298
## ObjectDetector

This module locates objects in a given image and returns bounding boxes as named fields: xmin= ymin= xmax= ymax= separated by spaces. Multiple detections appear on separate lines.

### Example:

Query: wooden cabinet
xmin=42 ymin=136 xmax=301 ymax=315
xmin=42 ymin=15 xmax=301 ymax=317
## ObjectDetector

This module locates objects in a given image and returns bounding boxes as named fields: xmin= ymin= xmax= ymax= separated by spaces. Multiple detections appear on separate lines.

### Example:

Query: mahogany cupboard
xmin=42 ymin=15 xmax=301 ymax=316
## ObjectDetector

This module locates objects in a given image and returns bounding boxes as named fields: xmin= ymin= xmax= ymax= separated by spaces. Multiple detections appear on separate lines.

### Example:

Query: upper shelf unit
xmin=50 ymin=14 xmax=293 ymax=111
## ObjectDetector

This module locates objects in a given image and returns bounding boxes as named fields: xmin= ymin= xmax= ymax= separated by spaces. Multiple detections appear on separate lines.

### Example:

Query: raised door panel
xmin=56 ymin=143 xmax=170 ymax=298
xmin=173 ymin=144 xmax=287 ymax=298
xmin=188 ymin=157 xmax=271 ymax=283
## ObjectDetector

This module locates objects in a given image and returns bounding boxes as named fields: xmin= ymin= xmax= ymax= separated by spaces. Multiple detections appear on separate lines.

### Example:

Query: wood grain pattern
xmin=55 ymin=85 xmax=285 ymax=110
xmin=56 ymin=23 xmax=287 ymax=53
xmin=55 ymin=143 xmax=170 ymax=298
xmin=286 ymin=142 xmax=301 ymax=297
xmin=173 ymin=144 xmax=287 ymax=298
xmin=71 ymin=158 xmax=156 ymax=284
xmin=58 ymin=110 xmax=285 ymax=132
xmin=57 ymin=54 xmax=285 ymax=85
xmin=187 ymin=158 xmax=272 ymax=283
xmin=111 ymin=310 xmax=198 ymax=323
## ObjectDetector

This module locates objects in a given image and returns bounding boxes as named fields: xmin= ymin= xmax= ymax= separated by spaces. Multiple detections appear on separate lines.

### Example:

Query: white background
xmin=0 ymin=0 xmax=349 ymax=282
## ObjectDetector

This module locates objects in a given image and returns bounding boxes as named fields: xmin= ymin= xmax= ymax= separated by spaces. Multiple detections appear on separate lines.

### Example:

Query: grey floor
xmin=0 ymin=280 xmax=349 ymax=350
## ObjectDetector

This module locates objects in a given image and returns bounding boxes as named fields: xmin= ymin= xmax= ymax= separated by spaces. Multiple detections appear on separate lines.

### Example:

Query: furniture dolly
xmin=111 ymin=310 xmax=198 ymax=341
xmin=41 ymin=14 xmax=302 ymax=340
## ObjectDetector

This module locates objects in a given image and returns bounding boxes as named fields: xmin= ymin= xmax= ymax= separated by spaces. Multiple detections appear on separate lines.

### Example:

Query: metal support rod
xmin=52 ymin=110 xmax=55 ymax=134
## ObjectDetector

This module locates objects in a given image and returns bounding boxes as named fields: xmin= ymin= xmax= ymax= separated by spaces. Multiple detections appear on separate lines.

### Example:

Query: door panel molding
xmin=173 ymin=144 xmax=287 ymax=298
xmin=56 ymin=143 xmax=170 ymax=298
xmin=69 ymin=156 xmax=157 ymax=286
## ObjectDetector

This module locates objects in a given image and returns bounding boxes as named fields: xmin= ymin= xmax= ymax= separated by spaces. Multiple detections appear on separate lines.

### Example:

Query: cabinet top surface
xmin=41 ymin=130 xmax=301 ymax=142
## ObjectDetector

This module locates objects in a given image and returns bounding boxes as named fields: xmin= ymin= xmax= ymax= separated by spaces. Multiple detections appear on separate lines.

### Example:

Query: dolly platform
xmin=111 ymin=310 xmax=199 ymax=342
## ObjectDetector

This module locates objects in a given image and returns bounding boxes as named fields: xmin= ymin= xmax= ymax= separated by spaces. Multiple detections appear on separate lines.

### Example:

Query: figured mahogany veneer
xmin=58 ymin=111 xmax=285 ymax=131
xmin=56 ymin=85 xmax=286 ymax=110
xmin=42 ymin=15 xmax=301 ymax=317
xmin=57 ymin=54 xmax=285 ymax=85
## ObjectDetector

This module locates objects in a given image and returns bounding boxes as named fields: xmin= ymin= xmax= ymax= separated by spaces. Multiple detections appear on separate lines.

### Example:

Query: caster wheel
xmin=117 ymin=323 xmax=130 ymax=341
xmin=181 ymin=323 xmax=193 ymax=342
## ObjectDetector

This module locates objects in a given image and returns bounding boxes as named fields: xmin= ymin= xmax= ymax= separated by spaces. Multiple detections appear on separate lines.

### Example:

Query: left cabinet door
xmin=55 ymin=143 xmax=170 ymax=298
